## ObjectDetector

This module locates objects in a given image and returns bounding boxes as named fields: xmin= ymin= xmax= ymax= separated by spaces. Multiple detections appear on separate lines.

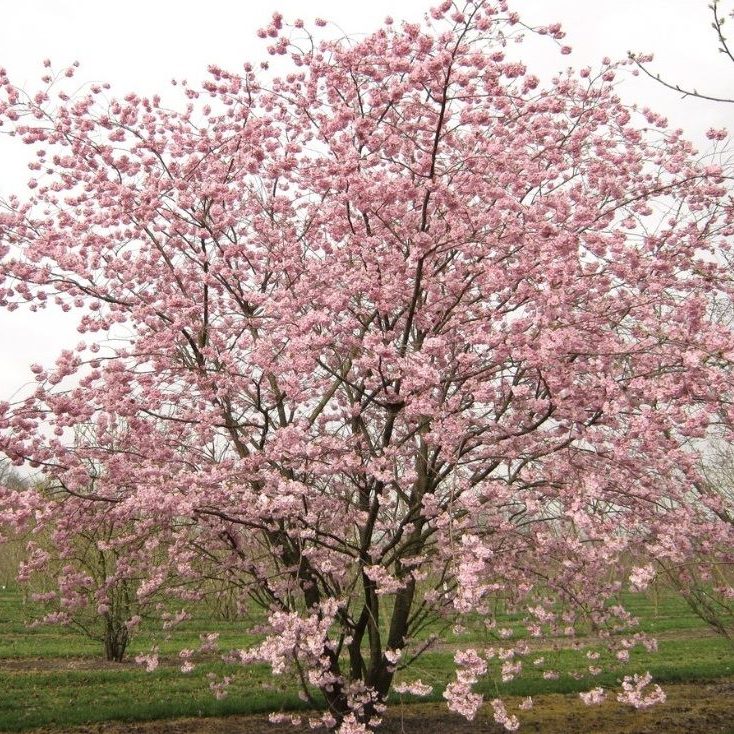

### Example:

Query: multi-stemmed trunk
xmin=318 ymin=579 xmax=417 ymax=731
xmin=103 ymin=617 xmax=130 ymax=662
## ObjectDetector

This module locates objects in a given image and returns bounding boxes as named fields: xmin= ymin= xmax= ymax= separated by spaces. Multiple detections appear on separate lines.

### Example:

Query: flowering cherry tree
xmin=12 ymin=479 xmax=177 ymax=662
xmin=1 ymin=1 xmax=734 ymax=730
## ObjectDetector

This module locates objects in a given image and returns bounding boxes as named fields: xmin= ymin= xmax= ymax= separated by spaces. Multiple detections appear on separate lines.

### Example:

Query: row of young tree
xmin=1 ymin=1 xmax=734 ymax=731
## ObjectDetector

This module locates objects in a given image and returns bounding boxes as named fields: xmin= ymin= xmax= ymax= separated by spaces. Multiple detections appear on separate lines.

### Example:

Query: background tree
xmin=1 ymin=1 xmax=734 ymax=731
xmin=653 ymin=441 xmax=734 ymax=644
xmin=2 ymin=428 xmax=188 ymax=662
xmin=0 ymin=460 xmax=27 ymax=588
xmin=14 ymin=488 xmax=177 ymax=662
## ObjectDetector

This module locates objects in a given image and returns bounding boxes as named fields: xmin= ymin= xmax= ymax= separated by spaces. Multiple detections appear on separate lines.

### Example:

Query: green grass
xmin=0 ymin=663 xmax=311 ymax=731
xmin=1 ymin=585 xmax=733 ymax=732
xmin=0 ymin=589 xmax=260 ymax=659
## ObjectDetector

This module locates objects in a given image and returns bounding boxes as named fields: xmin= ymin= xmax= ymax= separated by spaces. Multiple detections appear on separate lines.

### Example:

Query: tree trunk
xmin=103 ymin=619 xmax=129 ymax=662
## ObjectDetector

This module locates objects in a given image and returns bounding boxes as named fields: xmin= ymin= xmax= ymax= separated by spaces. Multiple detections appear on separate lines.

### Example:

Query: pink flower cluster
xmin=617 ymin=672 xmax=666 ymax=709
xmin=443 ymin=649 xmax=487 ymax=720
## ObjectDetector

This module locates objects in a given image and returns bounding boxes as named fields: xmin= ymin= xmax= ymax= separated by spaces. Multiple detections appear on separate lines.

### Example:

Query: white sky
xmin=1 ymin=0 xmax=732 ymax=403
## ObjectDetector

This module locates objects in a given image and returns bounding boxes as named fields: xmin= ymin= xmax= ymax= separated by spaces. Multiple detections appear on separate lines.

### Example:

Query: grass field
xmin=1 ymin=585 xmax=733 ymax=732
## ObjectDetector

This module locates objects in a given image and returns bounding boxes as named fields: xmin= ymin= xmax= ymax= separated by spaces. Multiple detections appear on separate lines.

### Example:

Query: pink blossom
xmin=491 ymin=699 xmax=520 ymax=731
xmin=706 ymin=127 xmax=728 ymax=140
xmin=580 ymin=687 xmax=606 ymax=705
xmin=393 ymin=679 xmax=433 ymax=696
xmin=207 ymin=673 xmax=232 ymax=700
xmin=135 ymin=648 xmax=159 ymax=673
xmin=384 ymin=648 xmax=402 ymax=665
xmin=617 ymin=672 xmax=666 ymax=709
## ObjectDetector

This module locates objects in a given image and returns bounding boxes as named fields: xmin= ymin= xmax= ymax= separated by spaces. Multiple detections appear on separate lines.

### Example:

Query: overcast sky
xmin=1 ymin=0 xmax=732 ymax=403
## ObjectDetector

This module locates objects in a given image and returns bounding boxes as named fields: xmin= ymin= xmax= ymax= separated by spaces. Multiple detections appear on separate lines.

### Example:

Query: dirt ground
xmin=25 ymin=678 xmax=734 ymax=734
